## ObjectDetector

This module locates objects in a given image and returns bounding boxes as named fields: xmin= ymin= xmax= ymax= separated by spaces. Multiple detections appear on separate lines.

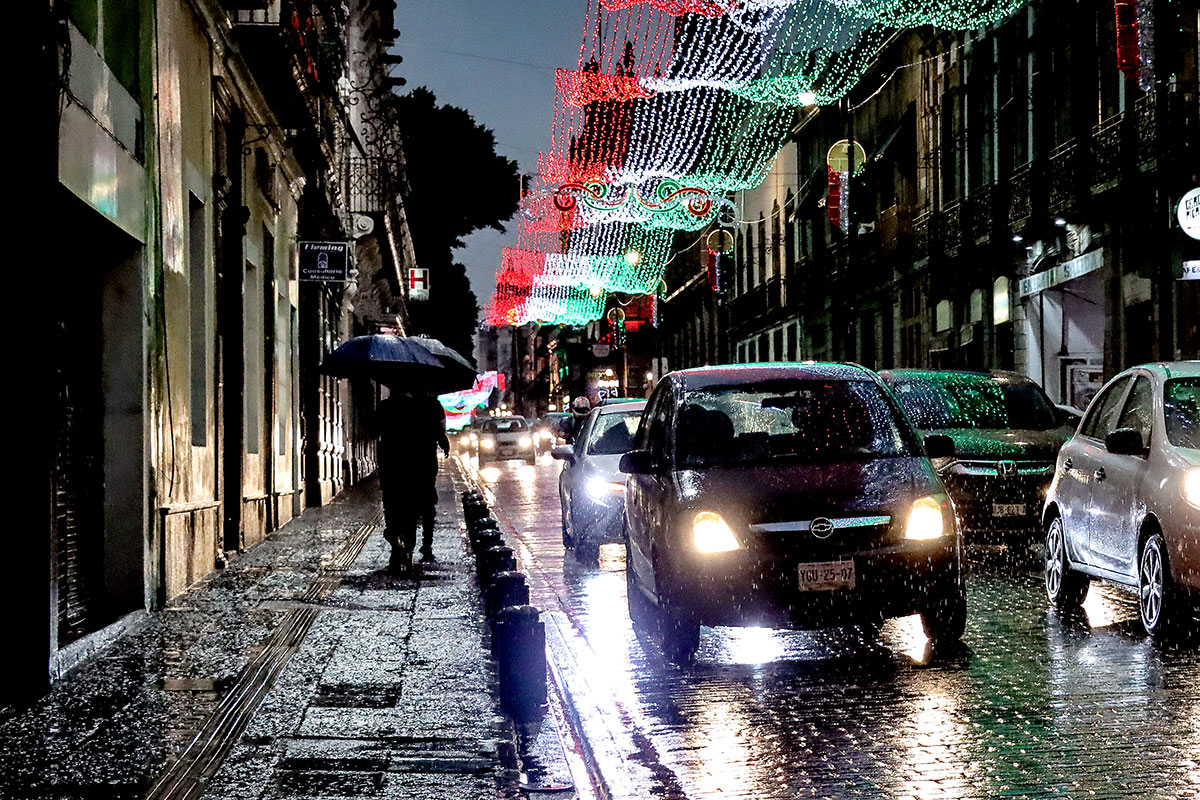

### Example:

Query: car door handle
xmin=1094 ymin=468 xmax=1105 ymax=482
xmin=1062 ymin=457 xmax=1072 ymax=471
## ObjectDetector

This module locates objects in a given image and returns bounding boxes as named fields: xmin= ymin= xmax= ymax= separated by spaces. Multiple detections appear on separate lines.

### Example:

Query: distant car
xmin=478 ymin=416 xmax=536 ymax=466
xmin=535 ymin=413 xmax=570 ymax=454
xmin=552 ymin=401 xmax=646 ymax=563
xmin=1043 ymin=361 xmax=1199 ymax=636
xmin=456 ymin=418 xmax=484 ymax=456
xmin=880 ymin=370 xmax=1074 ymax=545
xmin=622 ymin=363 xmax=965 ymax=663
xmin=598 ymin=397 xmax=643 ymax=406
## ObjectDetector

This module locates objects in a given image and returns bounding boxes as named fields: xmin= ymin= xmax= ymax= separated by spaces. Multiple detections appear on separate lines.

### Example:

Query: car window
xmin=889 ymin=374 xmax=1059 ymax=430
xmin=482 ymin=418 xmax=527 ymax=433
xmin=1164 ymin=378 xmax=1199 ymax=449
xmin=637 ymin=384 xmax=671 ymax=457
xmin=677 ymin=380 xmax=915 ymax=469
xmin=1081 ymin=375 xmax=1130 ymax=439
xmin=1116 ymin=375 xmax=1153 ymax=444
xmin=573 ymin=412 xmax=595 ymax=455
xmin=587 ymin=411 xmax=643 ymax=455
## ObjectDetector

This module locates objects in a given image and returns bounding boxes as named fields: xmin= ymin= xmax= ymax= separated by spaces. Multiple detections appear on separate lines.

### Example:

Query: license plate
xmin=797 ymin=560 xmax=855 ymax=591
xmin=993 ymin=503 xmax=1027 ymax=517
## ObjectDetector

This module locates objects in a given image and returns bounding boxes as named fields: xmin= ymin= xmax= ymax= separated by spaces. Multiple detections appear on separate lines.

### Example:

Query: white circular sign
xmin=1179 ymin=187 xmax=1200 ymax=240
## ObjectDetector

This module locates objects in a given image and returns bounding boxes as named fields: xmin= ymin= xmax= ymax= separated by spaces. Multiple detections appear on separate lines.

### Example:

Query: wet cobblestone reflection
xmin=470 ymin=454 xmax=1200 ymax=799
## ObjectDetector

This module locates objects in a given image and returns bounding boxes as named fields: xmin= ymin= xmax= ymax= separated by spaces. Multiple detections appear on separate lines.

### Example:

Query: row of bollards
xmin=461 ymin=490 xmax=546 ymax=720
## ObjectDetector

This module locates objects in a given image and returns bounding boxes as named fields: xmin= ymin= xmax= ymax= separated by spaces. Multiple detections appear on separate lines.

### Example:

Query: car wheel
xmin=653 ymin=561 xmax=700 ymax=664
xmin=526 ymin=455 xmax=537 ymax=466
xmin=560 ymin=503 xmax=573 ymax=549
xmin=574 ymin=539 xmax=600 ymax=566
xmin=1139 ymin=532 xmax=1177 ymax=637
xmin=1045 ymin=516 xmax=1088 ymax=610
xmin=919 ymin=576 xmax=967 ymax=645
xmin=626 ymin=545 xmax=652 ymax=630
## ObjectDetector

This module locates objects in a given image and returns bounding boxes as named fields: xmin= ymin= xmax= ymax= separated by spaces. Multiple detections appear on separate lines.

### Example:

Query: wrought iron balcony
xmin=963 ymin=185 xmax=994 ymax=245
xmin=1090 ymin=113 xmax=1123 ymax=189
xmin=1048 ymin=140 xmax=1085 ymax=216
xmin=1007 ymin=161 xmax=1033 ymax=226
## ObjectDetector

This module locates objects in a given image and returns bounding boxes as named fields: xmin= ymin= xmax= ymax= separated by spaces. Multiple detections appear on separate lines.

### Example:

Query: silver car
xmin=552 ymin=401 xmax=646 ymax=564
xmin=1043 ymin=362 xmax=1199 ymax=636
xmin=478 ymin=416 xmax=537 ymax=465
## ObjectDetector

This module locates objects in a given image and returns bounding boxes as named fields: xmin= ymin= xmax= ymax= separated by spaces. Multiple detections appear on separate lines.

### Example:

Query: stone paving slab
xmin=0 ymin=470 xmax=518 ymax=800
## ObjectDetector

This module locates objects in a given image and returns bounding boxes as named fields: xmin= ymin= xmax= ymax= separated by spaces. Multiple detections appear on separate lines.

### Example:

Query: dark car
xmin=880 ymin=370 xmax=1074 ymax=544
xmin=535 ymin=413 xmax=570 ymax=454
xmin=621 ymin=363 xmax=965 ymax=663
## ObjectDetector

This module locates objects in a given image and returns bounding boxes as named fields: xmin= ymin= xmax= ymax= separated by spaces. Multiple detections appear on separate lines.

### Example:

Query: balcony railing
xmin=913 ymin=210 xmax=932 ymax=262
xmin=963 ymin=185 xmax=993 ymax=244
xmin=1007 ymin=162 xmax=1033 ymax=225
xmin=1049 ymin=139 xmax=1084 ymax=215
xmin=1091 ymin=113 xmax=1123 ymax=188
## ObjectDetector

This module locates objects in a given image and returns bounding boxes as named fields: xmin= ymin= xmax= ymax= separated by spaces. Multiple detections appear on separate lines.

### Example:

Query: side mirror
xmin=550 ymin=445 xmax=574 ymax=462
xmin=1105 ymin=427 xmax=1144 ymax=456
xmin=924 ymin=434 xmax=955 ymax=460
xmin=619 ymin=449 xmax=658 ymax=475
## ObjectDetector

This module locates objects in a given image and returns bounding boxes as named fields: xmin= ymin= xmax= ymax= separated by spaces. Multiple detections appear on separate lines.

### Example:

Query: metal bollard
xmin=487 ymin=571 xmax=529 ymax=626
xmin=473 ymin=528 xmax=503 ymax=558
xmin=494 ymin=605 xmax=547 ymax=720
xmin=465 ymin=500 xmax=488 ymax=529
xmin=470 ymin=516 xmax=498 ymax=543
xmin=480 ymin=545 xmax=516 ymax=589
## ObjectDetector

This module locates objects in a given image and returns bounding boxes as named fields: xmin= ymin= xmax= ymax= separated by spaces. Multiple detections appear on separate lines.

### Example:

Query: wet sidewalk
xmin=0 ymin=467 xmax=517 ymax=800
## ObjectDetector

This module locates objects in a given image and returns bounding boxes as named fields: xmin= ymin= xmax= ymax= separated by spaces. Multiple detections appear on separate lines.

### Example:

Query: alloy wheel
xmin=1045 ymin=520 xmax=1064 ymax=600
xmin=1139 ymin=536 xmax=1165 ymax=633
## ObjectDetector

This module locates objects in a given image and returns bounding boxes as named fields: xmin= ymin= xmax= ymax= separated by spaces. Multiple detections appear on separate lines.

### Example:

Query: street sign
xmin=1178 ymin=187 xmax=1200 ymax=240
xmin=299 ymin=241 xmax=350 ymax=282
xmin=409 ymin=268 xmax=430 ymax=300
xmin=1182 ymin=261 xmax=1200 ymax=281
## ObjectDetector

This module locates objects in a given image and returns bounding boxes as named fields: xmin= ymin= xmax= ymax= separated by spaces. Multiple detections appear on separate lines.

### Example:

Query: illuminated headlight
xmin=586 ymin=476 xmax=625 ymax=502
xmin=905 ymin=495 xmax=947 ymax=540
xmin=1184 ymin=468 xmax=1200 ymax=510
xmin=480 ymin=437 xmax=495 ymax=449
xmin=692 ymin=511 xmax=740 ymax=553
xmin=518 ymin=436 xmax=533 ymax=448
xmin=469 ymin=434 xmax=478 ymax=443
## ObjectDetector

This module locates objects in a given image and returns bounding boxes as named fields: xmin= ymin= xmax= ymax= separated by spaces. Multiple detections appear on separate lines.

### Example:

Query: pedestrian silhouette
xmin=378 ymin=388 xmax=450 ymax=573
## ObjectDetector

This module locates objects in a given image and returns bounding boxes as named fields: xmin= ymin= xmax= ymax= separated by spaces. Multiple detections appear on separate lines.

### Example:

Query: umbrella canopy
xmin=320 ymin=334 xmax=476 ymax=394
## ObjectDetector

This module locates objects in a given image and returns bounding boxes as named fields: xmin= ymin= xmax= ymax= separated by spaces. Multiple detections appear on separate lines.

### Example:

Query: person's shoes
xmin=419 ymin=548 xmax=435 ymax=563
xmin=388 ymin=547 xmax=412 ymax=574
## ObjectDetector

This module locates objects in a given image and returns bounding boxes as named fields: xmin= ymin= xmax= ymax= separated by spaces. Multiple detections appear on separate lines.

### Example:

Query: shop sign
xmin=1019 ymin=249 xmax=1103 ymax=297
xmin=299 ymin=241 xmax=349 ymax=282
xmin=1178 ymin=187 xmax=1200 ymax=240
xmin=1182 ymin=261 xmax=1200 ymax=281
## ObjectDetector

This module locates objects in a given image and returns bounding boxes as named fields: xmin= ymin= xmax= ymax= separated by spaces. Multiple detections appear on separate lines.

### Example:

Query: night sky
xmin=395 ymin=1 xmax=588 ymax=306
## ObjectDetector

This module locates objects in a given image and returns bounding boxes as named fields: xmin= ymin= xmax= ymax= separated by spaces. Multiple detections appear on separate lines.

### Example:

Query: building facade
xmin=32 ymin=0 xmax=416 ymax=700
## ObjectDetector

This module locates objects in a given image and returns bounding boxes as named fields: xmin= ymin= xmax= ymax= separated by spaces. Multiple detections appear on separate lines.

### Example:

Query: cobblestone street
xmin=470 ymin=454 xmax=1200 ymax=800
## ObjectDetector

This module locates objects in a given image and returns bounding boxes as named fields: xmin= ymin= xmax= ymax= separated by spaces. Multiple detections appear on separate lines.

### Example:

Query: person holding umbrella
xmin=321 ymin=334 xmax=475 ymax=573
xmin=378 ymin=386 xmax=450 ymax=570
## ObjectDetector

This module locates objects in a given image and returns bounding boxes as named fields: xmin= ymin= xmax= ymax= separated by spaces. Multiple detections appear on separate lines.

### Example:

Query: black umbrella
xmin=320 ymin=334 xmax=476 ymax=394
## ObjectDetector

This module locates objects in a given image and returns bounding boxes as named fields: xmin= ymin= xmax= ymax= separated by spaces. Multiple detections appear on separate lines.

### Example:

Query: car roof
xmin=670 ymin=362 xmax=879 ymax=390
xmin=1122 ymin=361 xmax=1200 ymax=380
xmin=879 ymin=368 xmax=1038 ymax=385
xmin=594 ymin=400 xmax=646 ymax=414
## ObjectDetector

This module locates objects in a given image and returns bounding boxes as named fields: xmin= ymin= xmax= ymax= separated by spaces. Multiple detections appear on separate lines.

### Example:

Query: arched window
xmin=993 ymin=276 xmax=1010 ymax=324
xmin=935 ymin=300 xmax=952 ymax=333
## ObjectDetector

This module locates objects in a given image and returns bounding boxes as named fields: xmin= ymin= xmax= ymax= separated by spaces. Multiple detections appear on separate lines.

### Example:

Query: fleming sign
xmin=299 ymin=241 xmax=350 ymax=282
xmin=1179 ymin=187 xmax=1200 ymax=241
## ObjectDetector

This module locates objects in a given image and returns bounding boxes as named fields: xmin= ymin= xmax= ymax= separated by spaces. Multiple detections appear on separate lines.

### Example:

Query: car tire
xmin=653 ymin=562 xmax=700 ymax=664
xmin=919 ymin=577 xmax=967 ymax=646
xmin=574 ymin=540 xmax=600 ymax=566
xmin=626 ymin=546 xmax=652 ymax=631
xmin=1045 ymin=516 xmax=1088 ymax=610
xmin=560 ymin=503 xmax=573 ymax=549
xmin=1138 ymin=532 xmax=1177 ymax=638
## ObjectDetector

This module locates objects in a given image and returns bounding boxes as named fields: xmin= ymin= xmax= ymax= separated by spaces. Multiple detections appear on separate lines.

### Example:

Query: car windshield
xmin=482 ymin=418 xmax=527 ymax=433
xmin=1164 ymin=378 xmax=1199 ymax=449
xmin=587 ymin=410 xmax=642 ymax=455
xmin=677 ymin=380 xmax=915 ymax=468
xmin=890 ymin=374 xmax=1059 ymax=431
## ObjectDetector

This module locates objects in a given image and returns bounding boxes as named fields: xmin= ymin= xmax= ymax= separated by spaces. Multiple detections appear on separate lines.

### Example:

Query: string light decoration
xmin=1136 ymin=0 xmax=1155 ymax=90
xmin=1114 ymin=0 xmax=1140 ymax=78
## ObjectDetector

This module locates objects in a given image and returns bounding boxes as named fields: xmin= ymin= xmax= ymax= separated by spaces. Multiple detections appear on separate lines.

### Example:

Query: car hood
xmin=580 ymin=453 xmax=626 ymax=481
xmin=931 ymin=427 xmax=1071 ymax=461
xmin=671 ymin=456 xmax=941 ymax=526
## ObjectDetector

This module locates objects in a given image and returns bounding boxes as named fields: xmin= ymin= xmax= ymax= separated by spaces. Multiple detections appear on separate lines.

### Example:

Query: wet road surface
xmin=463 ymin=453 xmax=1200 ymax=799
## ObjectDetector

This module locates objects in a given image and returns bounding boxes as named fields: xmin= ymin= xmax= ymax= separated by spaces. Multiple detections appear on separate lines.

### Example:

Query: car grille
xmin=747 ymin=515 xmax=898 ymax=557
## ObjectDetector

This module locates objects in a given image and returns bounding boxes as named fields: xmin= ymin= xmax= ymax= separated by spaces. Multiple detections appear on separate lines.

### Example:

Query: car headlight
xmin=1184 ymin=468 xmax=1200 ymax=509
xmin=586 ymin=476 xmax=625 ymax=502
xmin=470 ymin=434 xmax=478 ymax=443
xmin=480 ymin=438 xmax=495 ymax=449
xmin=905 ymin=495 xmax=947 ymax=540
xmin=518 ymin=436 xmax=533 ymax=448
xmin=692 ymin=511 xmax=740 ymax=553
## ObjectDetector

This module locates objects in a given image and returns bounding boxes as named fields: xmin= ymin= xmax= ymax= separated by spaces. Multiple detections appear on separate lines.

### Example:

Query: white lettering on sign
xmin=1180 ymin=187 xmax=1200 ymax=241
xmin=1182 ymin=261 xmax=1200 ymax=281
xmin=1019 ymin=249 xmax=1104 ymax=297
xmin=409 ymin=268 xmax=430 ymax=301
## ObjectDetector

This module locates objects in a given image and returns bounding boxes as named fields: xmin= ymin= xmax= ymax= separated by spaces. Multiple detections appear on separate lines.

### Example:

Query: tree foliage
xmin=395 ymin=88 xmax=519 ymax=361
